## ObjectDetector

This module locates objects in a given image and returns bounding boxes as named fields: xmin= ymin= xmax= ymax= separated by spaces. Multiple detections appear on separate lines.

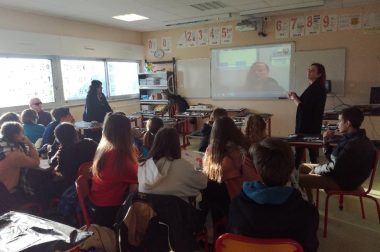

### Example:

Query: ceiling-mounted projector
xmin=236 ymin=19 xmax=259 ymax=32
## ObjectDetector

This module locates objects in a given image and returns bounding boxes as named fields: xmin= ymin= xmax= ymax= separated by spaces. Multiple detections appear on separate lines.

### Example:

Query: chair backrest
xmin=365 ymin=149 xmax=380 ymax=193
xmin=75 ymin=175 xmax=91 ymax=228
xmin=77 ymin=161 xmax=93 ymax=180
xmin=215 ymin=233 xmax=304 ymax=252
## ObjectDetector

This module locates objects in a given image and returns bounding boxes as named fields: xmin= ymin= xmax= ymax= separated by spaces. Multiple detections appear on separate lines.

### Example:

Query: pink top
xmin=91 ymin=150 xmax=138 ymax=206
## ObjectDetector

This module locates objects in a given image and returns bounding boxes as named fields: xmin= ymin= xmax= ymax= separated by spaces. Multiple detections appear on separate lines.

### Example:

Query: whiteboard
xmin=295 ymin=48 xmax=345 ymax=96
xmin=177 ymin=58 xmax=211 ymax=98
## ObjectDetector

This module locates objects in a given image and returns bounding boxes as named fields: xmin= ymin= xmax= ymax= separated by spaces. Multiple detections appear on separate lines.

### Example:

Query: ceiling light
xmin=240 ymin=1 xmax=324 ymax=16
xmin=113 ymin=14 xmax=149 ymax=22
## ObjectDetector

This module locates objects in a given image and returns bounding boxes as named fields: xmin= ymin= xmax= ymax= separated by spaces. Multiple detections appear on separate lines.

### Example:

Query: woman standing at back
xmin=288 ymin=63 xmax=327 ymax=167
xmin=83 ymin=80 xmax=112 ymax=123
xmin=91 ymin=113 xmax=138 ymax=228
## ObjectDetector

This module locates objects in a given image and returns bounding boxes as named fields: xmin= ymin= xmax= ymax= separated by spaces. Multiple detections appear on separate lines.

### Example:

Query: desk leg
xmin=267 ymin=118 xmax=271 ymax=137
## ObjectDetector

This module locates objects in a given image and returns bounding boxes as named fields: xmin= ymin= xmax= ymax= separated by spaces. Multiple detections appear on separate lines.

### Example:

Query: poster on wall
xmin=185 ymin=30 xmax=197 ymax=47
xmin=321 ymin=14 xmax=338 ymax=32
xmin=176 ymin=32 xmax=187 ymax=48
xmin=339 ymin=14 xmax=362 ymax=30
xmin=147 ymin=38 xmax=157 ymax=56
xmin=305 ymin=15 xmax=321 ymax=35
xmin=161 ymin=37 xmax=172 ymax=53
xmin=362 ymin=12 xmax=380 ymax=29
xmin=209 ymin=26 xmax=221 ymax=45
xmin=196 ymin=28 xmax=209 ymax=46
xmin=275 ymin=18 xmax=290 ymax=39
xmin=220 ymin=25 xmax=233 ymax=44
xmin=290 ymin=16 xmax=305 ymax=38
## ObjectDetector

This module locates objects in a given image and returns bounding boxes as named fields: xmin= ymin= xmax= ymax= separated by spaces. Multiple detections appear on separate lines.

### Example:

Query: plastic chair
xmin=75 ymin=175 xmax=91 ymax=228
xmin=318 ymin=149 xmax=380 ymax=237
xmin=215 ymin=233 xmax=304 ymax=252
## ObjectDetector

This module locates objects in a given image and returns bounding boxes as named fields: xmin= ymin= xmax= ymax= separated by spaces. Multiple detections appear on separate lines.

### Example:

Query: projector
xmin=236 ymin=19 xmax=259 ymax=32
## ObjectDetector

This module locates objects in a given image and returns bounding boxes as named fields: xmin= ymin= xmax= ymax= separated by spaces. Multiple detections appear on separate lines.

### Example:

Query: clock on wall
xmin=154 ymin=49 xmax=165 ymax=58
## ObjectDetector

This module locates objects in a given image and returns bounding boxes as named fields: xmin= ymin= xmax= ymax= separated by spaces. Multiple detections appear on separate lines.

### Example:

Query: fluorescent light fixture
xmin=165 ymin=13 xmax=232 ymax=27
xmin=240 ymin=0 xmax=324 ymax=16
xmin=113 ymin=13 xmax=149 ymax=22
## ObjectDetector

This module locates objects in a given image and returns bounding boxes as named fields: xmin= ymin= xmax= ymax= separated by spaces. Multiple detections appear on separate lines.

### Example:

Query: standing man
xmin=29 ymin=97 xmax=52 ymax=126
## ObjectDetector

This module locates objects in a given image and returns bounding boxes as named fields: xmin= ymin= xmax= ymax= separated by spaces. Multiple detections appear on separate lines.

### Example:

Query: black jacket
xmin=198 ymin=123 xmax=212 ymax=152
xmin=295 ymin=81 xmax=326 ymax=134
xmin=228 ymin=187 xmax=319 ymax=252
xmin=314 ymin=129 xmax=376 ymax=190
xmin=83 ymin=93 xmax=112 ymax=122
xmin=115 ymin=192 xmax=201 ymax=252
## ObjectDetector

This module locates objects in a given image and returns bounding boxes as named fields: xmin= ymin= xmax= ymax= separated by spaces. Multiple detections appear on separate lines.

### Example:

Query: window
xmin=0 ymin=58 xmax=55 ymax=108
xmin=107 ymin=61 xmax=139 ymax=97
xmin=61 ymin=59 xmax=106 ymax=101
xmin=0 ymin=56 xmax=140 ymax=111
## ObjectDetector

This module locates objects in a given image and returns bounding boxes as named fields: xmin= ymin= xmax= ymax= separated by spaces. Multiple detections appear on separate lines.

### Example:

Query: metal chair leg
xmin=323 ymin=194 xmax=332 ymax=238
xmin=359 ymin=196 xmax=366 ymax=219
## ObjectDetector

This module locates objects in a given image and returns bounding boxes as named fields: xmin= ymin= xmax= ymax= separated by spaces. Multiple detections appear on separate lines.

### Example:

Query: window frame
xmin=105 ymin=59 xmax=140 ymax=101
xmin=0 ymin=53 xmax=142 ymax=114
xmin=0 ymin=54 xmax=60 ymax=114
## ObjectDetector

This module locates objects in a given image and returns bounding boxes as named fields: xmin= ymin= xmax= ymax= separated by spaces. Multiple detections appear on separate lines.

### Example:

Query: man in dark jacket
xmin=299 ymin=107 xmax=376 ymax=202
xmin=228 ymin=138 xmax=319 ymax=252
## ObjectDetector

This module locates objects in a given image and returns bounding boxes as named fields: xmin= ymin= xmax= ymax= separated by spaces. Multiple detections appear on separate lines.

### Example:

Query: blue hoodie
xmin=242 ymin=181 xmax=294 ymax=205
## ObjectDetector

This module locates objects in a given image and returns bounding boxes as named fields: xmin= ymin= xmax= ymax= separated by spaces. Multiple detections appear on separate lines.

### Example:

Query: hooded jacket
xmin=138 ymin=157 xmax=208 ymax=200
xmin=314 ymin=129 xmax=375 ymax=190
xmin=228 ymin=181 xmax=319 ymax=252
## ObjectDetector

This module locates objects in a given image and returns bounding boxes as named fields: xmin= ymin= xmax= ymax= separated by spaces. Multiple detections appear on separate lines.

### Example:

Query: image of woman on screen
xmin=83 ymin=80 xmax=113 ymax=123
xmin=245 ymin=62 xmax=285 ymax=97
xmin=288 ymin=63 xmax=327 ymax=167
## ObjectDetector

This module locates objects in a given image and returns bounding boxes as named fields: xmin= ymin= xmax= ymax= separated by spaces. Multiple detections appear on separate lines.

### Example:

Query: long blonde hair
xmin=245 ymin=114 xmax=267 ymax=144
xmin=203 ymin=117 xmax=250 ymax=182
xmin=92 ymin=113 xmax=137 ymax=177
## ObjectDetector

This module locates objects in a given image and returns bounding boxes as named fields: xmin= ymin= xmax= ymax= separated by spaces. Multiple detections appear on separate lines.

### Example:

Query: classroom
xmin=0 ymin=0 xmax=379 ymax=251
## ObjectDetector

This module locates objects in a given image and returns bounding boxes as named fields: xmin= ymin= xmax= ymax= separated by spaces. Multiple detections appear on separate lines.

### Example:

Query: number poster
xmin=147 ymin=38 xmax=157 ymax=55
xmin=290 ymin=16 xmax=305 ymax=38
xmin=321 ymin=14 xmax=338 ymax=32
xmin=161 ymin=37 xmax=172 ymax=53
xmin=275 ymin=18 xmax=290 ymax=39
xmin=209 ymin=26 xmax=221 ymax=45
xmin=305 ymin=15 xmax=321 ymax=36
xmin=221 ymin=25 xmax=233 ymax=44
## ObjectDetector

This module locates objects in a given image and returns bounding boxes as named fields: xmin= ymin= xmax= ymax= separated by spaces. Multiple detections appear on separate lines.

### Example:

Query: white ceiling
xmin=0 ymin=0 xmax=377 ymax=31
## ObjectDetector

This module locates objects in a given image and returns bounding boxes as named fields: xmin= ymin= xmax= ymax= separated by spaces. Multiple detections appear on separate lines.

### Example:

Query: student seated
xmin=201 ymin=117 xmax=260 ymax=235
xmin=50 ymin=123 xmax=98 ymax=192
xmin=42 ymin=107 xmax=75 ymax=145
xmin=0 ymin=112 xmax=20 ymax=127
xmin=29 ymin=97 xmax=53 ymax=126
xmin=141 ymin=117 xmax=163 ymax=158
xmin=138 ymin=128 xmax=208 ymax=201
xmin=244 ymin=114 xmax=267 ymax=144
xmin=203 ymin=117 xmax=260 ymax=199
xmin=0 ymin=122 xmax=39 ymax=201
xmin=198 ymin=108 xmax=228 ymax=152
xmin=299 ymin=107 xmax=376 ymax=202
xmin=21 ymin=109 xmax=45 ymax=144
xmin=91 ymin=113 xmax=138 ymax=228
xmin=228 ymin=138 xmax=319 ymax=252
